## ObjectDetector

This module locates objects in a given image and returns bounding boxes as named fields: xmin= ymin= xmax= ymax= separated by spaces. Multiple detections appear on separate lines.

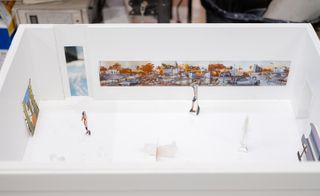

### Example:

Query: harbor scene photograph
xmin=99 ymin=61 xmax=290 ymax=87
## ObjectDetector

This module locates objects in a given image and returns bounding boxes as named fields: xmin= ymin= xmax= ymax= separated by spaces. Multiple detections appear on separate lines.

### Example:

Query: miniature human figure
xmin=190 ymin=81 xmax=200 ymax=115
xmin=81 ymin=111 xmax=91 ymax=136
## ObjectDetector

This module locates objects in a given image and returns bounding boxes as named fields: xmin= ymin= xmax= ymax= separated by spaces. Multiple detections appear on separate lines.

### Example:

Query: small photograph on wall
xmin=64 ymin=46 xmax=88 ymax=96
xmin=99 ymin=61 xmax=290 ymax=87
xmin=22 ymin=79 xmax=39 ymax=136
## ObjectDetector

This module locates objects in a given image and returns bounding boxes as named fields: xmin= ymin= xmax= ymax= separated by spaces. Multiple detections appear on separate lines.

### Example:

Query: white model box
xmin=0 ymin=24 xmax=320 ymax=195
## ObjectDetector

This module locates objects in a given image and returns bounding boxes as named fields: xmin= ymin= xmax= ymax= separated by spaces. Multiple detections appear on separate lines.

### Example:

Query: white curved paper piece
xmin=239 ymin=115 xmax=249 ymax=152
xmin=142 ymin=142 xmax=178 ymax=160
xmin=156 ymin=142 xmax=178 ymax=158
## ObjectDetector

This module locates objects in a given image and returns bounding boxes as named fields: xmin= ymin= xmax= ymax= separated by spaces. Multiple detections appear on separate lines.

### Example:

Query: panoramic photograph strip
xmin=99 ymin=61 xmax=290 ymax=86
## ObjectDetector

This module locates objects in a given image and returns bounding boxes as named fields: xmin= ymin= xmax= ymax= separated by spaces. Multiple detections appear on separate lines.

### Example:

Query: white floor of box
xmin=23 ymin=99 xmax=302 ymax=163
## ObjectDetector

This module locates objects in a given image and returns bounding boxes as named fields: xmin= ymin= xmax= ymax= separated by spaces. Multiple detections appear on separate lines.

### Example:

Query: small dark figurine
xmin=81 ymin=111 xmax=91 ymax=136
xmin=189 ymin=82 xmax=200 ymax=115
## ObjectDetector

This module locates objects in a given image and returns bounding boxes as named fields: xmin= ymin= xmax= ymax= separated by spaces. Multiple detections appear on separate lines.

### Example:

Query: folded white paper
xmin=143 ymin=141 xmax=177 ymax=160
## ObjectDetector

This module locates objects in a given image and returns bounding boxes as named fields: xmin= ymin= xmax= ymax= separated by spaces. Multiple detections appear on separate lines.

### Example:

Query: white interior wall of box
xmin=61 ymin=24 xmax=300 ymax=100
xmin=0 ymin=24 xmax=320 ymax=161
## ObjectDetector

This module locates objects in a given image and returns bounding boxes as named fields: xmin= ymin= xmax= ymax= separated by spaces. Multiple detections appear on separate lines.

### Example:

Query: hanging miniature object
xmin=239 ymin=115 xmax=249 ymax=152
xmin=22 ymin=79 xmax=39 ymax=136
xmin=143 ymin=141 xmax=177 ymax=161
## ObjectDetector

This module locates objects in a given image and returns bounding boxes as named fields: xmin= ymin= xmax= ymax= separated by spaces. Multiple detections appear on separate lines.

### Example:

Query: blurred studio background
xmin=1 ymin=0 xmax=320 ymax=68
